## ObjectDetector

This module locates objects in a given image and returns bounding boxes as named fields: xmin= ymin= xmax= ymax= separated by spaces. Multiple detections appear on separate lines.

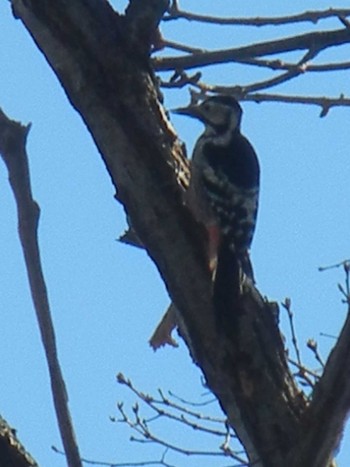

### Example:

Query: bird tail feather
xmin=213 ymin=240 xmax=255 ymax=329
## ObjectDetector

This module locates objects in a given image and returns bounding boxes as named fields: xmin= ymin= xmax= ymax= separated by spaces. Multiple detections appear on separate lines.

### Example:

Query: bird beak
xmin=171 ymin=104 xmax=202 ymax=119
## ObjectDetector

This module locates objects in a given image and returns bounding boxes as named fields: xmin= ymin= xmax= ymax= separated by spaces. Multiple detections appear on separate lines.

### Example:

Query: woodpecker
xmin=173 ymin=95 xmax=260 ymax=318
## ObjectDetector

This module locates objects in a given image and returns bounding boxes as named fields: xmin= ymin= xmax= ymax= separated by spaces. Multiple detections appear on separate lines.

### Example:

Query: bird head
xmin=172 ymin=95 xmax=243 ymax=135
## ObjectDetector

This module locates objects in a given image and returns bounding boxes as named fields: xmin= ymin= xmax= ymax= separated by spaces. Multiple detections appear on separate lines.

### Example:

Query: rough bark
xmin=0 ymin=415 xmax=38 ymax=467
xmin=8 ymin=1 xmax=350 ymax=465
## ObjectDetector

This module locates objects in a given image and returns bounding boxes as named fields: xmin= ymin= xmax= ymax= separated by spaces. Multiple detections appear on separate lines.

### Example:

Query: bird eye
xmin=203 ymin=103 xmax=211 ymax=112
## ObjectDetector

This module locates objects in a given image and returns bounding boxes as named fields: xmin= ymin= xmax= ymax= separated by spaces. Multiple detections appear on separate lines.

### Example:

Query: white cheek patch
xmin=203 ymin=108 xmax=240 ymax=143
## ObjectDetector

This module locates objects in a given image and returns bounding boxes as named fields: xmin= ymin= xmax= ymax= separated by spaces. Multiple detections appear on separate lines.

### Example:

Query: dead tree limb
xmin=0 ymin=108 xmax=82 ymax=467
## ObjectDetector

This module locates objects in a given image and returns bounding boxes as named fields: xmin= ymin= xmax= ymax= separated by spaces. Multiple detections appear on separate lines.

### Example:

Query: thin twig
xmin=53 ymin=446 xmax=176 ymax=467
xmin=168 ymin=390 xmax=215 ymax=407
xmin=115 ymin=374 xmax=246 ymax=463
xmin=319 ymin=260 xmax=350 ymax=306
xmin=117 ymin=374 xmax=225 ymax=424
xmin=288 ymin=359 xmax=321 ymax=380
xmin=282 ymin=299 xmax=302 ymax=366
xmin=117 ymin=375 xmax=231 ymax=435
xmin=246 ymin=92 xmax=350 ymax=116
xmin=320 ymin=332 xmax=337 ymax=340
xmin=318 ymin=259 xmax=350 ymax=271
xmin=0 ymin=108 xmax=82 ymax=467
xmin=307 ymin=339 xmax=325 ymax=368
xmin=240 ymin=46 xmax=321 ymax=93
xmin=162 ymin=39 xmax=205 ymax=54
xmin=344 ymin=262 xmax=350 ymax=302
xmin=117 ymin=402 xmax=242 ymax=459
xmin=149 ymin=394 xmax=229 ymax=436
xmin=237 ymin=57 xmax=350 ymax=73
xmin=157 ymin=389 xmax=225 ymax=423
xmin=291 ymin=366 xmax=316 ymax=390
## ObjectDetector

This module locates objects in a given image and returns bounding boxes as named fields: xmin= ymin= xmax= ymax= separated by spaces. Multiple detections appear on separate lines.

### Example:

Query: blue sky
xmin=1 ymin=1 xmax=350 ymax=466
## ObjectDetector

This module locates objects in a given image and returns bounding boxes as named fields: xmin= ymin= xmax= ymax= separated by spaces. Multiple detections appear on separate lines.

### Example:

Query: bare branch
xmin=319 ymin=259 xmax=350 ymax=271
xmin=162 ymin=39 xmax=205 ymax=54
xmin=164 ymin=6 xmax=350 ymax=27
xmin=0 ymin=108 xmax=82 ymax=467
xmin=162 ymin=40 xmax=350 ymax=75
xmin=154 ymin=28 xmax=350 ymax=71
xmin=167 ymin=390 xmax=216 ymax=407
xmin=159 ymin=391 xmax=219 ymax=420
xmin=235 ymin=58 xmax=350 ymax=73
xmin=161 ymin=47 xmax=318 ymax=95
xmin=53 ymin=445 xmax=176 ymax=467
xmin=246 ymin=92 xmax=350 ymax=116
xmin=116 ymin=374 xmax=232 ymax=437
xmin=117 ymin=403 xmax=239 ymax=459
xmin=172 ymin=85 xmax=350 ymax=115
xmin=320 ymin=332 xmax=337 ymax=340
xmin=115 ymin=377 xmax=248 ymax=464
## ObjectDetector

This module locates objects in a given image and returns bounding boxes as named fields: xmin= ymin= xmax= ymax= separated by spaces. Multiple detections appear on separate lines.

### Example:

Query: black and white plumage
xmin=174 ymin=95 xmax=260 ymax=315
